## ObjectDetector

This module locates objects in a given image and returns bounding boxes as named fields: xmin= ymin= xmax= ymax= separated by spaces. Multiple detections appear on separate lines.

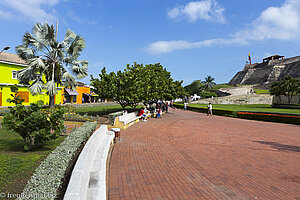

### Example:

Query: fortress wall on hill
xmin=229 ymin=56 xmax=300 ymax=87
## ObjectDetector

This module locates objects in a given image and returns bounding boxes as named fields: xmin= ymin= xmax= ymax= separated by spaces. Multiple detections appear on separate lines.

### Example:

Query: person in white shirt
xmin=184 ymin=102 xmax=188 ymax=110
xmin=207 ymin=103 xmax=213 ymax=116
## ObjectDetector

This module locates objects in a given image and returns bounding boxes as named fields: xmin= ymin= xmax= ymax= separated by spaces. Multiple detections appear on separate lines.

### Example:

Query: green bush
xmin=18 ymin=121 xmax=97 ymax=200
xmin=236 ymin=111 xmax=300 ymax=125
xmin=253 ymin=89 xmax=269 ymax=94
xmin=1 ymin=101 xmax=65 ymax=150
xmin=63 ymin=112 xmax=98 ymax=122
xmin=174 ymin=103 xmax=235 ymax=117
xmin=198 ymin=91 xmax=218 ymax=98
xmin=272 ymin=104 xmax=300 ymax=109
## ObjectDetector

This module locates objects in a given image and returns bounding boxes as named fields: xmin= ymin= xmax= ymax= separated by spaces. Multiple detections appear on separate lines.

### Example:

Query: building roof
xmin=0 ymin=52 xmax=27 ymax=66
xmin=263 ymin=55 xmax=284 ymax=62
xmin=65 ymin=88 xmax=79 ymax=95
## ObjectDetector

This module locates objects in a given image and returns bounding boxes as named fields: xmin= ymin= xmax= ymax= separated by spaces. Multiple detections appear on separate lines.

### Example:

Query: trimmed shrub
xmin=63 ymin=112 xmax=98 ymax=122
xmin=174 ymin=103 xmax=236 ymax=117
xmin=236 ymin=111 xmax=300 ymax=125
xmin=17 ymin=121 xmax=97 ymax=200
xmin=272 ymin=104 xmax=300 ymax=109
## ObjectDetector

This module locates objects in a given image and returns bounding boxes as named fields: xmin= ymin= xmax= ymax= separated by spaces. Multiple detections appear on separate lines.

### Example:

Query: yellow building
xmin=0 ymin=52 xmax=62 ymax=107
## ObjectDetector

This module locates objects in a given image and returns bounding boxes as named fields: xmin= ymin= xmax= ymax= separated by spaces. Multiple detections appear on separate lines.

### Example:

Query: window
xmin=12 ymin=71 xmax=18 ymax=79
xmin=73 ymin=95 xmax=77 ymax=103
xmin=15 ymin=91 xmax=29 ymax=103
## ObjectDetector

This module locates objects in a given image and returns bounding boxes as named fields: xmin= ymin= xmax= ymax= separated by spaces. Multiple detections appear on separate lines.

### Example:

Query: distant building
xmin=263 ymin=55 xmax=285 ymax=63
xmin=0 ymin=52 xmax=63 ymax=107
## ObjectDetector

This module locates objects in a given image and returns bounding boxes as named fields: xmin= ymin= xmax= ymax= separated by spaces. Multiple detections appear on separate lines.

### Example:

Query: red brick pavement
xmin=108 ymin=109 xmax=300 ymax=200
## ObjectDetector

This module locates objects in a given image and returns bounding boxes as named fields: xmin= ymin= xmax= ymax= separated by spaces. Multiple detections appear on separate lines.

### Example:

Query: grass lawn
xmin=0 ymin=128 xmax=66 ymax=195
xmin=75 ymin=104 xmax=142 ymax=116
xmin=254 ymin=89 xmax=270 ymax=94
xmin=212 ymin=84 xmax=235 ymax=90
xmin=190 ymin=104 xmax=300 ymax=115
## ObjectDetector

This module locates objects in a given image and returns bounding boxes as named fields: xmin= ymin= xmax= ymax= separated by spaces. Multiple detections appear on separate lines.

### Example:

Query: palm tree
xmin=281 ymin=76 xmax=300 ymax=103
xmin=270 ymin=81 xmax=284 ymax=103
xmin=202 ymin=75 xmax=216 ymax=92
xmin=16 ymin=23 xmax=88 ymax=108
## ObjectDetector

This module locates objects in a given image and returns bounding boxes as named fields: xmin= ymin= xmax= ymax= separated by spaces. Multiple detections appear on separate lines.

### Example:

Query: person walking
xmin=184 ymin=102 xmax=188 ymax=110
xmin=207 ymin=103 xmax=213 ymax=116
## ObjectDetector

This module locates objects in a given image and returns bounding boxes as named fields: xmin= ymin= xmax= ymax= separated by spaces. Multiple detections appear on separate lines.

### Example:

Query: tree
xmin=90 ymin=67 xmax=116 ymax=100
xmin=281 ymin=76 xmax=300 ymax=103
xmin=2 ymin=101 xmax=65 ymax=150
xmin=270 ymin=76 xmax=300 ymax=104
xmin=270 ymin=81 xmax=284 ymax=103
xmin=16 ymin=23 xmax=88 ymax=108
xmin=202 ymin=75 xmax=216 ymax=92
xmin=90 ymin=63 xmax=185 ymax=109
xmin=184 ymin=80 xmax=204 ymax=95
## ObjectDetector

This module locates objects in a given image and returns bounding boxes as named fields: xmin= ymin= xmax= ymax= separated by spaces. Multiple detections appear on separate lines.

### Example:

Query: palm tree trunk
xmin=49 ymin=95 xmax=55 ymax=108
xmin=49 ymin=62 xmax=56 ymax=108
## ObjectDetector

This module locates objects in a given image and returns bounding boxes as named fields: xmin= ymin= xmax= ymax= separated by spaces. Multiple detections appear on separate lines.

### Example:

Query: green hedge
xmin=236 ymin=111 xmax=300 ymax=125
xmin=174 ymin=103 xmax=236 ymax=117
xmin=272 ymin=104 xmax=300 ymax=109
xmin=18 ymin=121 xmax=97 ymax=200
xmin=174 ymin=103 xmax=300 ymax=125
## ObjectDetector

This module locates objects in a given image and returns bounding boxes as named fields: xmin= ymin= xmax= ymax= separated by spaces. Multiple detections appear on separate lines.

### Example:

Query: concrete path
xmin=219 ymin=85 xmax=255 ymax=96
xmin=108 ymin=109 xmax=300 ymax=200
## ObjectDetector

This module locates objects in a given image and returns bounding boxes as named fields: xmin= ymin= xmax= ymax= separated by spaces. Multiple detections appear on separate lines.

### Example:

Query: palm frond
xmin=62 ymin=72 xmax=77 ymax=90
xmin=28 ymin=57 xmax=46 ymax=69
xmin=62 ymin=29 xmax=76 ymax=47
xmin=66 ymin=35 xmax=86 ymax=59
xmin=29 ymin=79 xmax=44 ymax=95
xmin=17 ymin=67 xmax=36 ymax=84
xmin=15 ymin=45 xmax=36 ymax=60
xmin=71 ymin=60 xmax=88 ymax=78
xmin=32 ymin=23 xmax=55 ymax=49
xmin=45 ymin=80 xmax=58 ymax=96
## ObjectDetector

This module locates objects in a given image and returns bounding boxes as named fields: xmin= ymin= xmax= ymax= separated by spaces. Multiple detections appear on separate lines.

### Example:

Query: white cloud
xmin=168 ymin=0 xmax=226 ymax=23
xmin=149 ymin=0 xmax=300 ymax=54
xmin=67 ymin=11 xmax=98 ymax=25
xmin=0 ymin=9 xmax=14 ymax=20
xmin=147 ymin=38 xmax=244 ymax=54
xmin=0 ymin=0 xmax=60 ymax=23
xmin=235 ymin=0 xmax=300 ymax=41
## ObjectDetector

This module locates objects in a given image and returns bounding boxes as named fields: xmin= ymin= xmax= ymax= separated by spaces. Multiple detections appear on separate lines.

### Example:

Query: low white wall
xmin=192 ymin=94 xmax=273 ymax=105
xmin=64 ymin=125 xmax=115 ymax=200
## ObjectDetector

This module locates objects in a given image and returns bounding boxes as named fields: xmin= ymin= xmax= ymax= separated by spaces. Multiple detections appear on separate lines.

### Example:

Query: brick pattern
xmin=109 ymin=109 xmax=300 ymax=200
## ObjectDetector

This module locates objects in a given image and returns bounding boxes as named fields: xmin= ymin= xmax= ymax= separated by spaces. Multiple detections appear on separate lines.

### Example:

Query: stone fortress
xmin=192 ymin=54 xmax=300 ymax=105
xmin=229 ymin=55 xmax=300 ymax=88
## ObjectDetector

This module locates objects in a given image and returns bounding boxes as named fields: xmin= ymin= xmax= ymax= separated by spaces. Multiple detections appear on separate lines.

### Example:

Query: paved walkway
xmin=108 ymin=109 xmax=300 ymax=200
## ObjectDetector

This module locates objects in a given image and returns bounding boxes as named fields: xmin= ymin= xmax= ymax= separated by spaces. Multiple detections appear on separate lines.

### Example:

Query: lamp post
xmin=0 ymin=46 xmax=10 ymax=54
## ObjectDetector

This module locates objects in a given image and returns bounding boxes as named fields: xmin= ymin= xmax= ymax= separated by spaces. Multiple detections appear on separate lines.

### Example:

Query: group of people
xmin=137 ymin=100 xmax=175 ymax=121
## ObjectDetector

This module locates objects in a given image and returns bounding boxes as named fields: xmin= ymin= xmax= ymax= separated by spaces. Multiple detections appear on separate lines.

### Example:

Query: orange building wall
xmin=76 ymin=86 xmax=90 ymax=104
xmin=61 ymin=86 xmax=91 ymax=104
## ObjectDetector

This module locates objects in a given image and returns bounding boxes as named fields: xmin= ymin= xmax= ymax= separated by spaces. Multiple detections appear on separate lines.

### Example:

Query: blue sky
xmin=1 ymin=0 xmax=300 ymax=85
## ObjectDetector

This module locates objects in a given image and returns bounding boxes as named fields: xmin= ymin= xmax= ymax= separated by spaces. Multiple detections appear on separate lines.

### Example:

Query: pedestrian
xmin=207 ymin=103 xmax=213 ymax=116
xmin=184 ymin=102 xmax=188 ymax=110
xmin=166 ymin=102 xmax=169 ymax=113
xmin=156 ymin=108 xmax=161 ymax=118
